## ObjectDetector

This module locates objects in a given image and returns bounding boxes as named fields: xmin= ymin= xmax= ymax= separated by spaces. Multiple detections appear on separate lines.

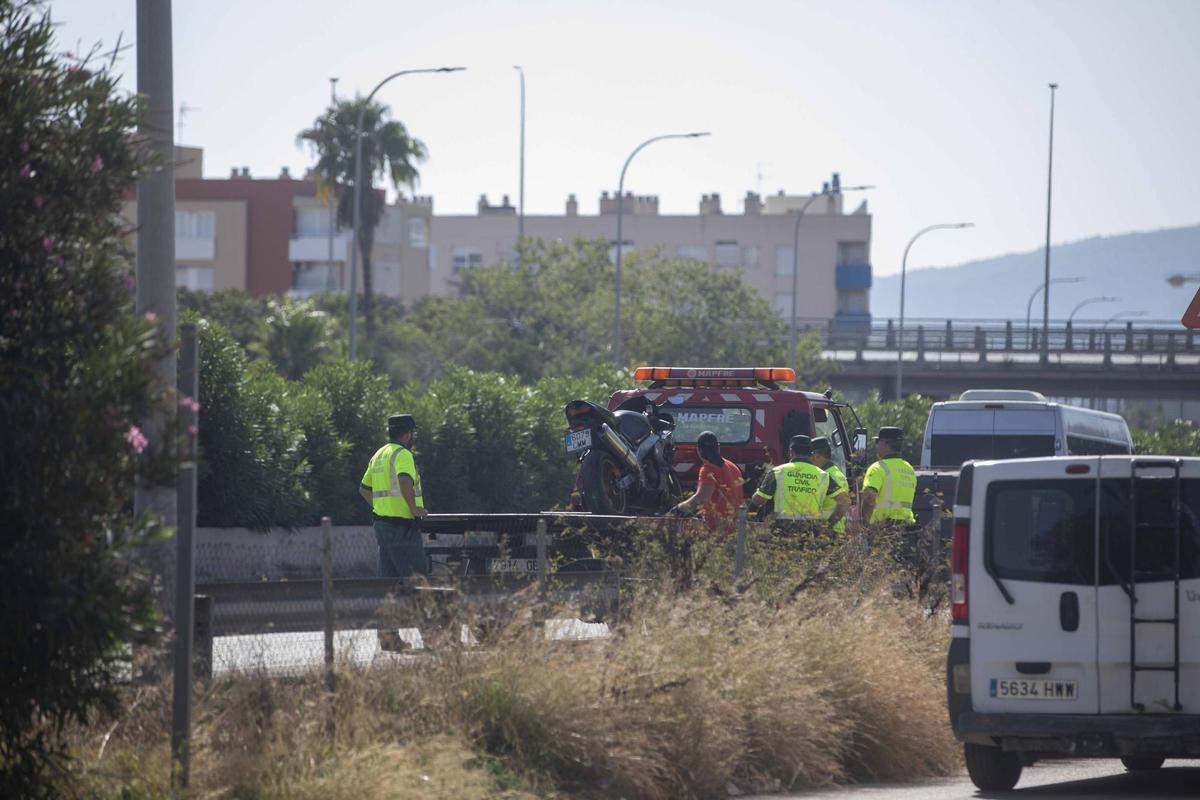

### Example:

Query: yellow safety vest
xmin=862 ymin=457 xmax=916 ymax=524
xmin=361 ymin=442 xmax=424 ymax=519
xmin=756 ymin=460 xmax=829 ymax=520
xmin=820 ymin=464 xmax=848 ymax=534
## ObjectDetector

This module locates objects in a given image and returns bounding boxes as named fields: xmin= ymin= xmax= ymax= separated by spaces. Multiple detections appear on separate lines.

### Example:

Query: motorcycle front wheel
xmin=580 ymin=449 xmax=629 ymax=515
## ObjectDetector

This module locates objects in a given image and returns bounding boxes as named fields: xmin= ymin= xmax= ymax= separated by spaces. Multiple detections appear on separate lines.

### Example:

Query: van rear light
xmin=951 ymin=520 xmax=969 ymax=621
xmin=1065 ymin=464 xmax=1091 ymax=474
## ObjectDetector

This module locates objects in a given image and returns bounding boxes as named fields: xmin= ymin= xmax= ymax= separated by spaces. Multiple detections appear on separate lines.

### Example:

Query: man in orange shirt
xmin=669 ymin=431 xmax=744 ymax=534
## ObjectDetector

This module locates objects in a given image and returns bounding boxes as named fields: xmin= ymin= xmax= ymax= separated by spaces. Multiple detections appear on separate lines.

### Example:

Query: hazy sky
xmin=50 ymin=0 xmax=1200 ymax=276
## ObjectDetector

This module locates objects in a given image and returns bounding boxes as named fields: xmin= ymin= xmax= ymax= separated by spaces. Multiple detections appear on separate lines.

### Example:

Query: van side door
xmin=1097 ymin=457 xmax=1200 ymax=714
xmin=970 ymin=458 xmax=1100 ymax=713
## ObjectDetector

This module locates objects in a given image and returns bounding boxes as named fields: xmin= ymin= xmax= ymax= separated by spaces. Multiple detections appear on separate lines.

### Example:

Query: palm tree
xmin=298 ymin=98 xmax=426 ymax=339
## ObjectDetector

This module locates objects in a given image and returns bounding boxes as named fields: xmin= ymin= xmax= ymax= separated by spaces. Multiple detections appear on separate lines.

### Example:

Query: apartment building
xmin=402 ymin=173 xmax=873 ymax=324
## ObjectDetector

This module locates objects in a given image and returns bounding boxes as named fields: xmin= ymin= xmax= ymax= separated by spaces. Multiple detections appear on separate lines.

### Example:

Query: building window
xmin=677 ymin=245 xmax=707 ymax=262
xmin=177 ymin=265 xmax=214 ymax=292
xmin=837 ymin=289 xmax=868 ymax=314
xmin=407 ymin=217 xmax=428 ymax=248
xmin=292 ymin=262 xmax=339 ymax=295
xmin=837 ymin=241 xmax=868 ymax=264
xmin=452 ymin=247 xmax=483 ymax=273
xmin=774 ymin=292 xmax=793 ymax=319
xmin=775 ymin=245 xmax=794 ymax=276
xmin=176 ymin=210 xmax=215 ymax=239
xmin=714 ymin=240 xmax=739 ymax=267
xmin=607 ymin=240 xmax=634 ymax=264
xmin=295 ymin=207 xmax=331 ymax=237
xmin=743 ymin=245 xmax=759 ymax=267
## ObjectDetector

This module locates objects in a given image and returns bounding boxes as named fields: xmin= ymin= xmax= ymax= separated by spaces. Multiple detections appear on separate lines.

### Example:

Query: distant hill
xmin=870 ymin=224 xmax=1200 ymax=324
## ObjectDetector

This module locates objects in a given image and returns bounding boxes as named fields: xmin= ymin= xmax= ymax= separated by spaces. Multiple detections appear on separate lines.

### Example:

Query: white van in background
xmin=947 ymin=455 xmax=1200 ymax=791
xmin=921 ymin=390 xmax=1133 ymax=469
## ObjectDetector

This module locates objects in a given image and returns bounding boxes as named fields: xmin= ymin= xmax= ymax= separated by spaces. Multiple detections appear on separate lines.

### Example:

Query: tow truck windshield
xmin=671 ymin=407 xmax=753 ymax=444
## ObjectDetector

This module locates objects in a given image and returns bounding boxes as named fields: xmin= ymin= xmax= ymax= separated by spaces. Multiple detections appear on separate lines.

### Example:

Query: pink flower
xmin=179 ymin=395 xmax=200 ymax=413
xmin=42 ymin=237 xmax=54 ymax=253
xmin=188 ymin=424 xmax=199 ymax=436
xmin=125 ymin=425 xmax=148 ymax=454
xmin=91 ymin=156 xmax=104 ymax=173
xmin=144 ymin=311 xmax=157 ymax=323
xmin=20 ymin=164 xmax=32 ymax=179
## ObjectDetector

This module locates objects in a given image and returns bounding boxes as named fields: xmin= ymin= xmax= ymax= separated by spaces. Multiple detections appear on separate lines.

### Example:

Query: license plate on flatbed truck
xmin=990 ymin=678 xmax=1077 ymax=700
xmin=487 ymin=558 xmax=539 ymax=574
xmin=565 ymin=429 xmax=592 ymax=454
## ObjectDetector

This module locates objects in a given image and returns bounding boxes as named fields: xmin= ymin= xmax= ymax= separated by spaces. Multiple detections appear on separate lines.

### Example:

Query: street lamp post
xmin=349 ymin=66 xmax=465 ymax=360
xmin=326 ymin=77 xmax=339 ymax=292
xmin=612 ymin=131 xmax=710 ymax=367
xmin=896 ymin=222 xmax=973 ymax=399
xmin=788 ymin=184 xmax=873 ymax=375
xmin=1025 ymin=276 xmax=1083 ymax=337
xmin=1067 ymin=296 xmax=1118 ymax=325
xmin=1040 ymin=83 xmax=1059 ymax=364
xmin=513 ymin=66 xmax=525 ymax=266
xmin=1103 ymin=310 xmax=1145 ymax=329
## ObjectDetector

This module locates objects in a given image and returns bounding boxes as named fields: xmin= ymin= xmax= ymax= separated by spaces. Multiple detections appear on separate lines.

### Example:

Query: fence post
xmin=886 ymin=318 xmax=895 ymax=348
xmin=734 ymin=507 xmax=747 ymax=581
xmin=536 ymin=517 xmax=548 ymax=590
xmin=1064 ymin=321 xmax=1074 ymax=351
xmin=171 ymin=323 xmax=199 ymax=791
xmin=1125 ymin=321 xmax=1134 ymax=352
xmin=1167 ymin=331 xmax=1177 ymax=367
xmin=1104 ymin=332 xmax=1112 ymax=366
xmin=193 ymin=594 xmax=212 ymax=682
xmin=974 ymin=325 xmax=985 ymax=355
xmin=321 ymin=516 xmax=335 ymax=690
xmin=1004 ymin=320 xmax=1013 ymax=350
xmin=916 ymin=325 xmax=926 ymax=361
xmin=944 ymin=320 xmax=953 ymax=351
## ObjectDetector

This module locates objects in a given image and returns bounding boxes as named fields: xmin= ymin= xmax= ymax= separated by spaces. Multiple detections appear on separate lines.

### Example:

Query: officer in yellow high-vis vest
xmin=859 ymin=426 xmax=917 ymax=526
xmin=359 ymin=414 xmax=427 ymax=577
xmin=748 ymin=435 xmax=833 ymax=526
xmin=810 ymin=436 xmax=851 ymax=534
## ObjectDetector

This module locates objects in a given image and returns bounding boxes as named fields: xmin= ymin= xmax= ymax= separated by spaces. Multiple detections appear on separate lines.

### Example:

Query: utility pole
xmin=514 ymin=66 xmax=525 ymax=267
xmin=327 ymin=77 xmax=339 ymax=291
xmin=135 ymin=0 xmax=178 ymax=590
xmin=1040 ymin=83 xmax=1058 ymax=364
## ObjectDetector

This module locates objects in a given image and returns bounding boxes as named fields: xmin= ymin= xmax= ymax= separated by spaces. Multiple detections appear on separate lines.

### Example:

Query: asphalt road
xmin=764 ymin=760 xmax=1200 ymax=799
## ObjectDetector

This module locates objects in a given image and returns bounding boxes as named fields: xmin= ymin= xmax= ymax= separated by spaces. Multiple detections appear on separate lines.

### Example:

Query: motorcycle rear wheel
xmin=581 ymin=449 xmax=628 ymax=515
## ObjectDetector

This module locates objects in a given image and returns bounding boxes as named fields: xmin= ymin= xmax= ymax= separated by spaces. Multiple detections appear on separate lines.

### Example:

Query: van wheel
xmin=965 ymin=743 xmax=1022 ymax=792
xmin=1121 ymin=756 xmax=1165 ymax=771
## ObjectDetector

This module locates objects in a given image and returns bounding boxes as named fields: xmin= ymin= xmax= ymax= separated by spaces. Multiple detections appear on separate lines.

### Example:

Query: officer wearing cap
xmin=859 ymin=426 xmax=917 ymax=526
xmin=809 ymin=436 xmax=851 ymax=534
xmin=359 ymin=414 xmax=428 ymax=577
xmin=748 ymin=434 xmax=831 ymax=523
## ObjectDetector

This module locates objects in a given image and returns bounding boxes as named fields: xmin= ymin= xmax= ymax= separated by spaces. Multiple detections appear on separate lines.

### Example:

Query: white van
xmin=947 ymin=455 xmax=1200 ymax=791
xmin=921 ymin=390 xmax=1133 ymax=469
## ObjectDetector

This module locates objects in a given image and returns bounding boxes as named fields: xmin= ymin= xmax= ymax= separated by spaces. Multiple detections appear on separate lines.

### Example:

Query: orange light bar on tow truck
xmin=633 ymin=366 xmax=795 ymax=387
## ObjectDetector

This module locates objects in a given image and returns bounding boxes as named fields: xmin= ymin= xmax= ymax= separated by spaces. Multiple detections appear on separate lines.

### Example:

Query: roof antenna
xmin=177 ymin=102 xmax=200 ymax=146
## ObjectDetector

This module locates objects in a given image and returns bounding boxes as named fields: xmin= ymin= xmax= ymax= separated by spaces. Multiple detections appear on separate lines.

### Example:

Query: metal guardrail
xmin=793 ymin=318 xmax=1198 ymax=358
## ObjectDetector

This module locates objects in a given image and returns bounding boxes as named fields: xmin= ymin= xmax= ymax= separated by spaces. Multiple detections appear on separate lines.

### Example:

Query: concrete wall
xmin=197 ymin=526 xmax=377 ymax=582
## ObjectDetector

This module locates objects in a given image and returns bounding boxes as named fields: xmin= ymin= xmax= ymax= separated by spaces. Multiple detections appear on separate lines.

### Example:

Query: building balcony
xmin=836 ymin=262 xmax=872 ymax=290
xmin=176 ymin=236 xmax=214 ymax=261
xmin=289 ymin=234 xmax=349 ymax=263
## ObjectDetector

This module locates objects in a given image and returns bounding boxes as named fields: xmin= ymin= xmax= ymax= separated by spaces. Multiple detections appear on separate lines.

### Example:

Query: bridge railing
xmin=796 ymin=318 xmax=1197 ymax=359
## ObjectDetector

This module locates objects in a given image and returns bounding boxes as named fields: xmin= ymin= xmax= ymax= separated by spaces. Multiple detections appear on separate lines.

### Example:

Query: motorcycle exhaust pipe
xmin=597 ymin=423 xmax=642 ymax=475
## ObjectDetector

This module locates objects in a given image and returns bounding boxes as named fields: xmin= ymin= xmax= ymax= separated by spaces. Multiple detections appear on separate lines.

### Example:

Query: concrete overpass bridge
xmin=803 ymin=318 xmax=1199 ymax=405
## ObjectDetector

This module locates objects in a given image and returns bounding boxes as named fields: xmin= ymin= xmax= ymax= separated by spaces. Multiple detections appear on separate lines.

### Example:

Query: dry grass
xmin=61 ymin=532 xmax=959 ymax=799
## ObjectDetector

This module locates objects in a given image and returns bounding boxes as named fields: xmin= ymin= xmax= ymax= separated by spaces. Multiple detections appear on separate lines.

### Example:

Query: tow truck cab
xmin=604 ymin=366 xmax=864 ymax=499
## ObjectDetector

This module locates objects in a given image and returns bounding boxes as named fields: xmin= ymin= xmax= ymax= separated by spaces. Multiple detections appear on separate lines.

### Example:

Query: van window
xmin=1067 ymin=435 xmax=1132 ymax=456
xmin=1100 ymin=478 xmax=1200 ymax=584
xmin=986 ymin=480 xmax=1096 ymax=585
xmin=931 ymin=434 xmax=1056 ymax=467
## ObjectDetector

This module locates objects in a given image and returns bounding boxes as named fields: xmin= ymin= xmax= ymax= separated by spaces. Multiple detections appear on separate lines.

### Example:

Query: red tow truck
xmin=571 ymin=365 xmax=867 ymax=509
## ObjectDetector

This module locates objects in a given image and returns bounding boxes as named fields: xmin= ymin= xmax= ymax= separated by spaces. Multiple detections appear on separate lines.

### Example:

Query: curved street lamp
xmin=1067 ymin=296 xmax=1118 ymax=324
xmin=1026 ymin=276 xmax=1084 ymax=335
xmin=896 ymin=222 xmax=973 ymax=399
xmin=1103 ymin=310 xmax=1145 ymax=330
xmin=788 ymin=184 xmax=873 ymax=374
xmin=513 ymin=66 xmax=525 ymax=265
xmin=612 ymin=131 xmax=710 ymax=366
xmin=349 ymin=66 xmax=465 ymax=360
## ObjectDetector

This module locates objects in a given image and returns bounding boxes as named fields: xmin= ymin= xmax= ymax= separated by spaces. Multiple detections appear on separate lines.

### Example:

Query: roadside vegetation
xmin=59 ymin=527 xmax=959 ymax=799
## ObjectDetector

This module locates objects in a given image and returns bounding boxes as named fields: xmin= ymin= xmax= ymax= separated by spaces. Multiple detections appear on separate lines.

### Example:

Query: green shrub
xmin=0 ymin=3 xmax=167 ymax=792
